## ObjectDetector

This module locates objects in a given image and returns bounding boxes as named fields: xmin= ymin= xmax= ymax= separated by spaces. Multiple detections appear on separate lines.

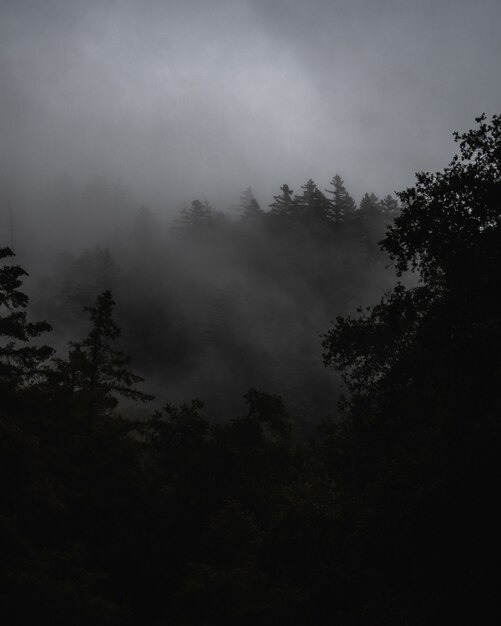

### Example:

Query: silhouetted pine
xmin=55 ymin=290 xmax=152 ymax=432
xmin=0 ymin=247 xmax=53 ymax=394
xmin=325 ymin=174 xmax=356 ymax=223
xmin=294 ymin=179 xmax=332 ymax=229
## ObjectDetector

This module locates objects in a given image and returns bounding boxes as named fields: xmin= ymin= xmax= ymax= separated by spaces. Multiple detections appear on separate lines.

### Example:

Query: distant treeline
xmin=28 ymin=174 xmax=399 ymax=425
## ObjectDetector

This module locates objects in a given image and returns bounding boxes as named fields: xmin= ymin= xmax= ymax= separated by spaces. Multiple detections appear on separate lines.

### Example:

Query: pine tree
xmin=268 ymin=184 xmax=295 ymax=219
xmin=0 ymin=247 xmax=53 ymax=392
xmin=325 ymin=174 xmax=356 ymax=223
xmin=379 ymin=194 xmax=400 ymax=223
xmin=57 ymin=290 xmax=152 ymax=432
xmin=357 ymin=192 xmax=387 ymax=246
xmin=295 ymin=179 xmax=331 ymax=225
xmin=176 ymin=199 xmax=213 ymax=234
xmin=359 ymin=192 xmax=380 ymax=215
xmin=239 ymin=187 xmax=264 ymax=225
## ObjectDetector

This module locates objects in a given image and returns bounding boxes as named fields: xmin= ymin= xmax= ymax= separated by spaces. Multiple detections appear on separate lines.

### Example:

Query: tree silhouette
xmin=321 ymin=114 xmax=501 ymax=623
xmin=0 ymin=247 xmax=53 ymax=392
xmin=325 ymin=174 xmax=356 ymax=223
xmin=176 ymin=199 xmax=214 ymax=235
xmin=379 ymin=194 xmax=400 ymax=223
xmin=268 ymin=184 xmax=296 ymax=228
xmin=239 ymin=187 xmax=264 ymax=225
xmin=57 ymin=290 xmax=152 ymax=432
xmin=294 ymin=179 xmax=332 ymax=227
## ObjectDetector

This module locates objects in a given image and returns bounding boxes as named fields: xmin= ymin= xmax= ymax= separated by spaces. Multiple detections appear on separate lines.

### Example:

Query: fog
xmin=1 ymin=0 xmax=500 ymax=425
xmin=3 ymin=4 xmax=501 ymax=619
xmin=2 ymin=0 xmax=500 ymax=205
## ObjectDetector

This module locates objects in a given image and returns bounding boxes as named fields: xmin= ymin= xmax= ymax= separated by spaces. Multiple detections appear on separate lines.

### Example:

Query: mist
xmin=4 ymin=177 xmax=395 ymax=431
xmin=2 ymin=0 xmax=500 ymax=207
xmin=2 ymin=0 xmax=501 ymax=425
xmin=3 ymin=1 xmax=501 ymax=623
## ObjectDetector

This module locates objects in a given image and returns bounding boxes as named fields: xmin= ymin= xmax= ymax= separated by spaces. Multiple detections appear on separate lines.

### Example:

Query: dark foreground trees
xmin=322 ymin=114 xmax=501 ymax=623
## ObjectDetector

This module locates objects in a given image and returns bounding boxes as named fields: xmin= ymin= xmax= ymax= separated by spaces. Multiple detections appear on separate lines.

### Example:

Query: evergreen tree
xmin=268 ymin=184 xmax=296 ymax=226
xmin=0 ymin=247 xmax=53 ymax=392
xmin=177 ymin=199 xmax=214 ymax=234
xmin=379 ymin=194 xmax=400 ymax=223
xmin=325 ymin=174 xmax=356 ymax=223
xmin=358 ymin=192 xmax=380 ymax=215
xmin=357 ymin=192 xmax=385 ymax=242
xmin=294 ymin=179 xmax=331 ymax=225
xmin=239 ymin=187 xmax=264 ymax=225
xmin=57 ymin=290 xmax=152 ymax=432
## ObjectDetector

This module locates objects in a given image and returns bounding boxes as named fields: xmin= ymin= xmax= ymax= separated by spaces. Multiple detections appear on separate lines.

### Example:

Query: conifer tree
xmin=325 ymin=174 xmax=356 ymax=223
xmin=295 ymin=179 xmax=331 ymax=224
xmin=358 ymin=192 xmax=380 ymax=215
xmin=379 ymin=194 xmax=400 ymax=223
xmin=268 ymin=184 xmax=295 ymax=218
xmin=0 ymin=247 xmax=53 ymax=392
xmin=58 ymin=290 xmax=152 ymax=431
xmin=177 ymin=199 xmax=213 ymax=233
xmin=239 ymin=187 xmax=264 ymax=224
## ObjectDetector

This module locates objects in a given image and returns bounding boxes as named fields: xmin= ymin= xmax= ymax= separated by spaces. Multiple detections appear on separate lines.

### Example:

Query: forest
xmin=1 ymin=114 xmax=500 ymax=624
xmin=5 ymin=166 xmax=399 ymax=431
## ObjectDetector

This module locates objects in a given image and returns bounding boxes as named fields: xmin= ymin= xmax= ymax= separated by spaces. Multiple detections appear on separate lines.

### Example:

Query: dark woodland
xmin=1 ymin=115 xmax=501 ymax=624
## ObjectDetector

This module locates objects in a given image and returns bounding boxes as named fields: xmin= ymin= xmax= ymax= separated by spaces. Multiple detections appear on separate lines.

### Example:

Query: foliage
xmin=325 ymin=174 xmax=356 ymax=222
xmin=385 ymin=113 xmax=501 ymax=282
xmin=55 ymin=290 xmax=153 ymax=431
xmin=321 ymin=114 xmax=501 ymax=623
xmin=239 ymin=187 xmax=264 ymax=224
xmin=0 ymin=247 xmax=53 ymax=391
xmin=5 ymin=115 xmax=501 ymax=623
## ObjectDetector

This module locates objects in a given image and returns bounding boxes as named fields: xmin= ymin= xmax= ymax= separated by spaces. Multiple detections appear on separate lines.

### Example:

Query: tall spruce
xmin=325 ymin=174 xmax=356 ymax=223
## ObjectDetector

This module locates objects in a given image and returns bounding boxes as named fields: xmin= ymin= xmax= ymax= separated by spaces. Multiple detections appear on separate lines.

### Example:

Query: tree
xmin=358 ymin=192 xmax=380 ymax=215
xmin=321 ymin=114 xmax=501 ymax=624
xmin=0 ymin=247 xmax=53 ymax=392
xmin=357 ymin=192 xmax=386 ymax=249
xmin=239 ymin=187 xmax=264 ymax=225
xmin=269 ymin=180 xmax=332 ymax=232
xmin=58 ymin=245 xmax=121 ymax=318
xmin=57 ymin=290 xmax=152 ymax=432
xmin=325 ymin=174 xmax=356 ymax=223
xmin=268 ymin=184 xmax=296 ymax=227
xmin=324 ymin=114 xmax=501 ymax=387
xmin=176 ymin=199 xmax=214 ymax=235
xmin=385 ymin=113 xmax=501 ymax=284
xmin=379 ymin=194 xmax=400 ymax=223
xmin=294 ymin=179 xmax=332 ymax=226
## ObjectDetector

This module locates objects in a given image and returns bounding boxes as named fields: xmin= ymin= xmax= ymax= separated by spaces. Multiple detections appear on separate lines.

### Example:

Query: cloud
xmin=1 ymin=0 xmax=500 ymax=208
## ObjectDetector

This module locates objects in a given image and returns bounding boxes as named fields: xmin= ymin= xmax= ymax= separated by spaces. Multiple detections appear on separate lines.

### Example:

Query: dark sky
xmin=1 ymin=0 xmax=500 ymax=208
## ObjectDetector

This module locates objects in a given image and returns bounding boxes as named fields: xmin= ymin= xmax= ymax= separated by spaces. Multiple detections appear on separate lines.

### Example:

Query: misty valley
xmin=6 ymin=174 xmax=398 ymax=429
xmin=2 ymin=116 xmax=501 ymax=624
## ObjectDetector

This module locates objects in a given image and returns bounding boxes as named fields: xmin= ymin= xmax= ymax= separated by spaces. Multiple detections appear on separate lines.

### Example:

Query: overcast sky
xmin=1 ymin=0 xmax=500 ymax=209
